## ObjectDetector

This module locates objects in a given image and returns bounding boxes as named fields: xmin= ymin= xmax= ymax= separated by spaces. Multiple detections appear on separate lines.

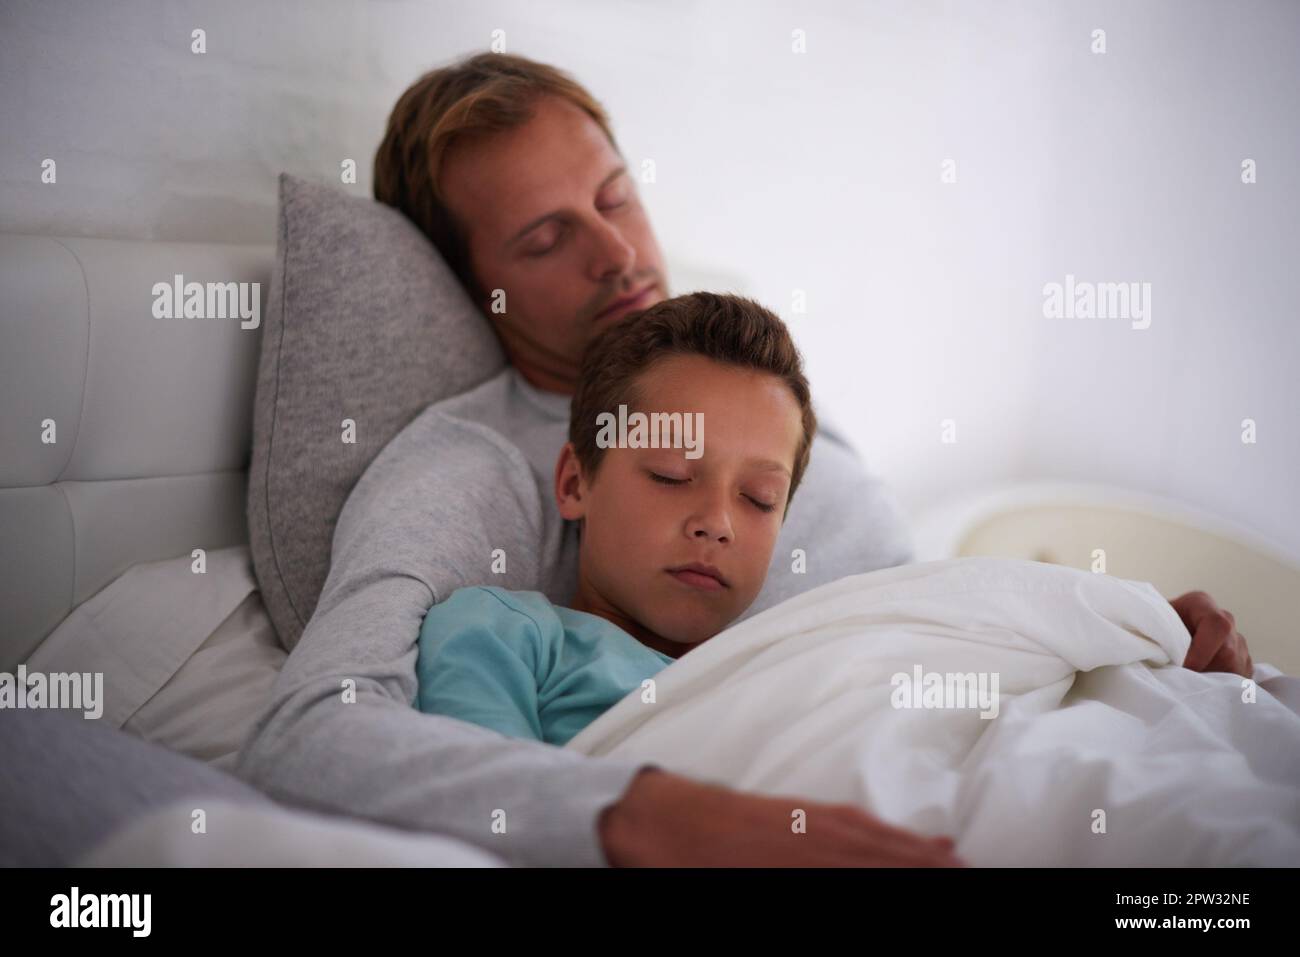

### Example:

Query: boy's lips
xmin=666 ymin=562 xmax=729 ymax=591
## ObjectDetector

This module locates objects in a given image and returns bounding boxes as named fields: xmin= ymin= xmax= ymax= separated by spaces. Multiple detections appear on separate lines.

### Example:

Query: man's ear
xmin=554 ymin=442 xmax=587 ymax=521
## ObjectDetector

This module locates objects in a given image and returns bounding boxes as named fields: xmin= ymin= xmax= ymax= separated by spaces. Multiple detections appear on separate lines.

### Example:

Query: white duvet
xmin=565 ymin=558 xmax=1300 ymax=866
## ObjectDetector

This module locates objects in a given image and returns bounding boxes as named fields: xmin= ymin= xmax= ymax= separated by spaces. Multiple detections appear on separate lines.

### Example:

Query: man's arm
xmin=800 ymin=412 xmax=915 ymax=568
xmin=235 ymin=413 xmax=652 ymax=866
xmin=237 ymin=411 xmax=966 ymax=867
xmin=599 ymin=767 xmax=965 ymax=867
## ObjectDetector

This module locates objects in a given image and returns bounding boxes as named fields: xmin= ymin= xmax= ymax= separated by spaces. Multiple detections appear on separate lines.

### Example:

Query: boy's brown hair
xmin=570 ymin=292 xmax=818 ymax=518
xmin=373 ymin=52 xmax=618 ymax=303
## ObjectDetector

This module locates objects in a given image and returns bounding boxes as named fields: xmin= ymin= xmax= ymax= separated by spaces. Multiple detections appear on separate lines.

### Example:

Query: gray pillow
xmin=247 ymin=173 xmax=505 ymax=650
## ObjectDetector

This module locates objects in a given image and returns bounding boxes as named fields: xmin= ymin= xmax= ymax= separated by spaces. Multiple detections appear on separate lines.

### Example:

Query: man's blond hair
xmin=373 ymin=52 xmax=619 ymax=302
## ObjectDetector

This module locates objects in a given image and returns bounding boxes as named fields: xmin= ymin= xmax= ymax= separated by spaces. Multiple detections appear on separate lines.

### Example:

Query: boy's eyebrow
xmin=639 ymin=449 xmax=791 ymax=477
xmin=504 ymin=165 xmax=628 ymax=249
xmin=747 ymin=458 xmax=792 ymax=477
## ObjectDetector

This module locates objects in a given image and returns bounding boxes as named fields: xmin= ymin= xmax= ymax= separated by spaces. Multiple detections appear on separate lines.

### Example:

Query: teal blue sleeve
xmin=414 ymin=588 xmax=547 ymax=742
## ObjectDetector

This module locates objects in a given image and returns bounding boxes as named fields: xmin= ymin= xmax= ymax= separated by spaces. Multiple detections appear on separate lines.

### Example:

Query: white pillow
xmin=25 ymin=546 xmax=284 ymax=768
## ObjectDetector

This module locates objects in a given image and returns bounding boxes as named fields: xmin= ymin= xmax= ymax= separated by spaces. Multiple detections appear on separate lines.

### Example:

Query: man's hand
xmin=599 ymin=767 xmax=966 ymax=867
xmin=1170 ymin=591 xmax=1253 ymax=677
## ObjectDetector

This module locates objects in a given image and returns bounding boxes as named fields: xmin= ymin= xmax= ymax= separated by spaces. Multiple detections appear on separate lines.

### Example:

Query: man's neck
xmin=511 ymin=358 xmax=577 ymax=397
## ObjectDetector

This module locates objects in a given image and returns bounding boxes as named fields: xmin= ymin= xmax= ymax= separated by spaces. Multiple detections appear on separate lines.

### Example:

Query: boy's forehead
xmin=627 ymin=357 xmax=803 ymax=466
xmin=633 ymin=354 xmax=760 ymax=401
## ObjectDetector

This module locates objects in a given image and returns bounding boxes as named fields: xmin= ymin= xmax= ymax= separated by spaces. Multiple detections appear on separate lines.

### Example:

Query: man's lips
xmin=595 ymin=283 xmax=656 ymax=321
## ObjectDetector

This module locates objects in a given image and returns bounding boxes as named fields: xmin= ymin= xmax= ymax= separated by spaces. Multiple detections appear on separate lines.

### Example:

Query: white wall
xmin=3 ymin=0 xmax=1296 ymax=550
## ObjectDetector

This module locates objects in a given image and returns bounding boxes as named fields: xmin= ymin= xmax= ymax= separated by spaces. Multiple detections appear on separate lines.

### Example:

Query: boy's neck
xmin=568 ymin=590 xmax=689 ymax=659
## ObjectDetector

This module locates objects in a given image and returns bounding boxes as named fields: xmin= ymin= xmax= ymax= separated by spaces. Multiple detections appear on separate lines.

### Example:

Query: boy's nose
xmin=688 ymin=512 xmax=732 ymax=544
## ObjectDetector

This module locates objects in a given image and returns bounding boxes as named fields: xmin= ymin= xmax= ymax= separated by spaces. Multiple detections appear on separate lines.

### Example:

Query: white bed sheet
xmin=26 ymin=545 xmax=284 ymax=769
xmin=567 ymin=557 xmax=1300 ymax=866
xmin=31 ymin=546 xmax=1300 ymax=867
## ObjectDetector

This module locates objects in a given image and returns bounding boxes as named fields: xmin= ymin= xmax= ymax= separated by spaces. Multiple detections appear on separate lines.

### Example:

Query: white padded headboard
xmin=0 ymin=235 xmax=273 ymax=668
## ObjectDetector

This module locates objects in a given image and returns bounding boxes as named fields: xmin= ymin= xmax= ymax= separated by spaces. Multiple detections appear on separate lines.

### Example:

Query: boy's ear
xmin=553 ymin=442 xmax=587 ymax=520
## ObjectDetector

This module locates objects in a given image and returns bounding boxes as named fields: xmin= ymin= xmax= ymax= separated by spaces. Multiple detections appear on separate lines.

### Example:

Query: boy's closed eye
xmin=645 ymin=470 xmax=779 ymax=513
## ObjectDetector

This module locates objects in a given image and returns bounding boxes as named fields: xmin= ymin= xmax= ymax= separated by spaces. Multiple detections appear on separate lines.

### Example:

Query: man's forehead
xmin=441 ymin=97 xmax=620 ymax=237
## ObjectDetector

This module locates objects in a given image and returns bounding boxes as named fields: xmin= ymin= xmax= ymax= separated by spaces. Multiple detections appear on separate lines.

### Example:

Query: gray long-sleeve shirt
xmin=235 ymin=365 xmax=914 ymax=866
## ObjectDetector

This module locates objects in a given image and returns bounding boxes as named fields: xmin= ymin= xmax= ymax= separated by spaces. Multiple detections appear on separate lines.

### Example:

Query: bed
xmin=0 ymin=176 xmax=755 ymax=865
xmin=910 ymin=481 xmax=1300 ymax=674
xmin=0 ymin=231 xmax=480 ymax=866
xmin=3 ymin=180 xmax=1296 ymax=866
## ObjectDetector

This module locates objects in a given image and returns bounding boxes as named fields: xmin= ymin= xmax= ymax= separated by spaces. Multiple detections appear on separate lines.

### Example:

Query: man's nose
xmin=586 ymin=214 xmax=636 ymax=282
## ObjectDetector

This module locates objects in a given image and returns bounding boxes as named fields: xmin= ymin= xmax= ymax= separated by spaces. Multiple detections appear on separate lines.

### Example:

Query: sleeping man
xmin=236 ymin=51 xmax=1255 ymax=868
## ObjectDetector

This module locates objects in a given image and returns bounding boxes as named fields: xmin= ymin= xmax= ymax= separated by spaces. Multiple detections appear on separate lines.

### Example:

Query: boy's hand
xmin=599 ymin=767 xmax=966 ymax=867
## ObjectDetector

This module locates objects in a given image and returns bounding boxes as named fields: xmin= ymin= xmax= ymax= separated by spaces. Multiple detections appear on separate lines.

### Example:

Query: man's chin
xmin=592 ymin=309 xmax=627 ymax=332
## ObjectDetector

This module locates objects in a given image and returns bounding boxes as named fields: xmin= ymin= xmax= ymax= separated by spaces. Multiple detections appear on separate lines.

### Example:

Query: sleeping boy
xmin=414 ymin=292 xmax=817 ymax=745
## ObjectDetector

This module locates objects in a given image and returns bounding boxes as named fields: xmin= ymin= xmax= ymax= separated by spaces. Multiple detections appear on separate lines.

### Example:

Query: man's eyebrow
xmin=504 ymin=165 xmax=628 ymax=248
